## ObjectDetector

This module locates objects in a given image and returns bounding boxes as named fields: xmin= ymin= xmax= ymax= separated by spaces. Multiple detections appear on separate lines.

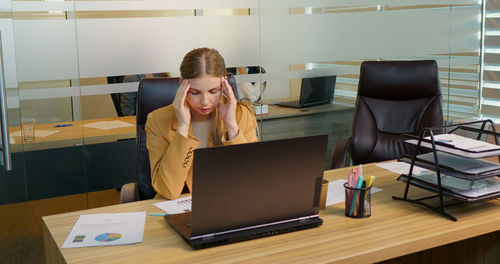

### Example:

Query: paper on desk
xmin=426 ymin=134 xmax=500 ymax=152
xmin=83 ymin=120 xmax=133 ymax=130
xmin=153 ymin=196 xmax=192 ymax=214
xmin=62 ymin=211 xmax=146 ymax=248
xmin=325 ymin=179 xmax=382 ymax=206
xmin=10 ymin=130 xmax=60 ymax=138
xmin=405 ymin=134 xmax=500 ymax=154
xmin=376 ymin=161 xmax=431 ymax=175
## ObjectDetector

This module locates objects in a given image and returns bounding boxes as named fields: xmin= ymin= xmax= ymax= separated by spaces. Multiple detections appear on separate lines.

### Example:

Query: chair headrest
xmin=358 ymin=60 xmax=440 ymax=100
xmin=137 ymin=77 xmax=179 ymax=126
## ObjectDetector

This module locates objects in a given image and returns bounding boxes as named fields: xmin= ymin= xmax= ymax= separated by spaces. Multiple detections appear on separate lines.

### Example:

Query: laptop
xmin=276 ymin=75 xmax=336 ymax=108
xmin=165 ymin=134 xmax=328 ymax=249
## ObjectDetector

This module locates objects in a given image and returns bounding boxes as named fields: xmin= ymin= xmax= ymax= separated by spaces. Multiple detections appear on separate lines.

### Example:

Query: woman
xmin=145 ymin=48 xmax=258 ymax=199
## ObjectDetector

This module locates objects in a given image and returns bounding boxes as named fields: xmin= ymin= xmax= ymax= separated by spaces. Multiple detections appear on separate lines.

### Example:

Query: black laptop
xmin=276 ymin=75 xmax=336 ymax=108
xmin=165 ymin=134 xmax=328 ymax=249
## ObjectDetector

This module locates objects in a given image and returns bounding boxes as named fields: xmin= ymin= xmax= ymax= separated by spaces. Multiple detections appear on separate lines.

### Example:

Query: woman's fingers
xmin=179 ymin=79 xmax=190 ymax=101
xmin=174 ymin=79 xmax=190 ymax=108
xmin=222 ymin=79 xmax=236 ymax=102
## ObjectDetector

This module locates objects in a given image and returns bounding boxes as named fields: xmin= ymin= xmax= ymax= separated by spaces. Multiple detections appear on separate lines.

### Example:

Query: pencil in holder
xmin=344 ymin=182 xmax=372 ymax=218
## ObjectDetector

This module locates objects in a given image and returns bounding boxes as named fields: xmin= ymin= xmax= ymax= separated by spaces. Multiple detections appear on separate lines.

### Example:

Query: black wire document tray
xmin=392 ymin=119 xmax=500 ymax=221
xmin=397 ymin=173 xmax=500 ymax=202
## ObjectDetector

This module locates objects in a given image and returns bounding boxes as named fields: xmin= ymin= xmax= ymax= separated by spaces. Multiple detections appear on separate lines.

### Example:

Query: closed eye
xmin=209 ymin=88 xmax=221 ymax=94
xmin=189 ymin=89 xmax=200 ymax=95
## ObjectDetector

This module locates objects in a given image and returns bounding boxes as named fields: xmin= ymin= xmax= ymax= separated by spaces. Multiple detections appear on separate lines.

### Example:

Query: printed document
xmin=10 ymin=130 xmax=60 ymax=138
xmin=83 ymin=120 xmax=134 ymax=130
xmin=376 ymin=161 xmax=431 ymax=175
xmin=154 ymin=196 xmax=192 ymax=214
xmin=62 ymin=211 xmax=146 ymax=248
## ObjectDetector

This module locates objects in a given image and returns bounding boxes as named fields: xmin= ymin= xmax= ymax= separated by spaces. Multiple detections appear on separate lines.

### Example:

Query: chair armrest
xmin=331 ymin=137 xmax=353 ymax=169
xmin=120 ymin=182 xmax=139 ymax=203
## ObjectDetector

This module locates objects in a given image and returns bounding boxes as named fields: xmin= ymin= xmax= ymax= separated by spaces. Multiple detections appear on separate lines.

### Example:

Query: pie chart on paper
xmin=95 ymin=233 xmax=122 ymax=242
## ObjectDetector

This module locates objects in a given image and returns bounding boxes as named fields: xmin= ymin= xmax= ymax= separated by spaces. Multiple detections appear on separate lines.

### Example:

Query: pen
xmin=365 ymin=176 xmax=375 ymax=200
xmin=149 ymin=213 xmax=169 ymax=216
xmin=357 ymin=181 xmax=366 ymax=216
xmin=366 ymin=176 xmax=375 ymax=188
xmin=54 ymin=124 xmax=73 ymax=128
xmin=349 ymin=175 xmax=364 ymax=216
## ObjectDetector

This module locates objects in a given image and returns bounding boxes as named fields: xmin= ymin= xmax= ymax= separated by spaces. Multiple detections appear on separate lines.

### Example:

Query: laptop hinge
xmin=201 ymin=233 xmax=215 ymax=241
xmin=298 ymin=216 xmax=313 ymax=223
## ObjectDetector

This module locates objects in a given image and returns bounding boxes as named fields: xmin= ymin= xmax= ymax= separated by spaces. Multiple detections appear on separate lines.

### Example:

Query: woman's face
xmin=186 ymin=75 xmax=223 ymax=122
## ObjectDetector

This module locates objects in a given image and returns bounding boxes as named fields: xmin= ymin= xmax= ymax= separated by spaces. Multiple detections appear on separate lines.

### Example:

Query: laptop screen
xmin=299 ymin=75 xmax=336 ymax=106
xmin=190 ymin=135 xmax=328 ymax=237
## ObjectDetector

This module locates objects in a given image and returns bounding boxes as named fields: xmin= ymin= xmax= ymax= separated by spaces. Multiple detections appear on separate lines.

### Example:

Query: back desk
xmin=42 ymin=162 xmax=500 ymax=264
xmin=2 ymin=103 xmax=352 ymax=204
xmin=12 ymin=103 xmax=352 ymax=152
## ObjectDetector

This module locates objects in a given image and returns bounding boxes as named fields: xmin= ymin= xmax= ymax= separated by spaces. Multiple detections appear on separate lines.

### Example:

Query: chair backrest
xmin=350 ymin=60 xmax=443 ymax=165
xmin=136 ymin=75 xmax=238 ymax=200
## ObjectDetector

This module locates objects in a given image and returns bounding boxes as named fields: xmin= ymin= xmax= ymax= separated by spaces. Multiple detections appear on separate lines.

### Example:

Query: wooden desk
xmin=10 ymin=116 xmax=135 ymax=152
xmin=42 ymin=163 xmax=500 ymax=263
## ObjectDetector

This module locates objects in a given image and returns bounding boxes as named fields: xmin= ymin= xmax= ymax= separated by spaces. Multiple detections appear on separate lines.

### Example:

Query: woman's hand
xmin=172 ymin=79 xmax=191 ymax=137
xmin=219 ymin=78 xmax=239 ymax=140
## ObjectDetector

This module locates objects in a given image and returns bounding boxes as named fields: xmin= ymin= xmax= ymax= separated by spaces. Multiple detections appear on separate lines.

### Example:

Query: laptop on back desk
xmin=165 ymin=134 xmax=328 ymax=249
xmin=276 ymin=75 xmax=336 ymax=108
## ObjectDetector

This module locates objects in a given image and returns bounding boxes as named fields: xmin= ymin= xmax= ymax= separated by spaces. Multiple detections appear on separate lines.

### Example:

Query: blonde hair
xmin=179 ymin=47 xmax=228 ymax=146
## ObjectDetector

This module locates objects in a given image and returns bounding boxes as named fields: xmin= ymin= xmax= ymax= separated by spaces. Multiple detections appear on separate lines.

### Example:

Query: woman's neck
xmin=190 ymin=111 xmax=211 ymax=122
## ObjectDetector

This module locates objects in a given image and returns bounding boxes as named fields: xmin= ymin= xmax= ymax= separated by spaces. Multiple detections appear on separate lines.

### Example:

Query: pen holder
xmin=344 ymin=182 xmax=372 ymax=218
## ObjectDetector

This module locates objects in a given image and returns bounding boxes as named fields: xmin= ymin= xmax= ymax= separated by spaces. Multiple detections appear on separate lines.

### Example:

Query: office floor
xmin=0 ymin=189 xmax=120 ymax=264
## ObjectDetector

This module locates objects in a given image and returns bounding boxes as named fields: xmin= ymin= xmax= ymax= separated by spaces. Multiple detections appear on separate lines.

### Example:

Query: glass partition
xmin=0 ymin=0 xmax=483 ymax=204
xmin=0 ymin=0 xmax=485 ymax=262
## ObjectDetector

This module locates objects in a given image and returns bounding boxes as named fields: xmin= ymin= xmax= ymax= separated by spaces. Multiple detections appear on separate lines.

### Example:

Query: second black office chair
xmin=120 ymin=75 xmax=238 ymax=203
xmin=331 ymin=60 xmax=443 ymax=169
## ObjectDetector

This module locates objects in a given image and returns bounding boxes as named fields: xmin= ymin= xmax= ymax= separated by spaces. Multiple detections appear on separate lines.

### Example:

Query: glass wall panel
xmin=0 ymin=0 xmax=486 ymax=262
xmin=449 ymin=1 xmax=481 ymax=121
xmin=75 ymin=1 xmax=261 ymax=193
xmin=259 ymin=0 xmax=399 ymax=168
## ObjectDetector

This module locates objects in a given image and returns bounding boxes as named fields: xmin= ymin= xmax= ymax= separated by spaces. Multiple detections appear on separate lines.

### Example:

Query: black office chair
xmin=331 ymin=60 xmax=443 ymax=169
xmin=120 ymin=74 xmax=238 ymax=203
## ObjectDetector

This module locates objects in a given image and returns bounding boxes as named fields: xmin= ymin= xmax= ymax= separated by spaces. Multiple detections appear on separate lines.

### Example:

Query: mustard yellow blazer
xmin=145 ymin=103 xmax=258 ymax=199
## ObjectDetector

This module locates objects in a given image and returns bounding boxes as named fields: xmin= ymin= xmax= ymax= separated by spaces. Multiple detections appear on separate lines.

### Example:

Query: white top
xmin=192 ymin=120 xmax=211 ymax=148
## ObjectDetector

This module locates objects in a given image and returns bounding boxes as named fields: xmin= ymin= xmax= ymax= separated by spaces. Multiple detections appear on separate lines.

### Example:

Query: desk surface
xmin=10 ymin=116 xmax=136 ymax=152
xmin=42 ymin=163 xmax=500 ymax=264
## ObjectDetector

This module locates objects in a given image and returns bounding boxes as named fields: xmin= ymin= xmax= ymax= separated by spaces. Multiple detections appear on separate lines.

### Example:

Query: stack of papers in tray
xmin=399 ymin=173 xmax=500 ymax=200
xmin=430 ymin=134 xmax=500 ymax=152
xmin=412 ymin=152 xmax=500 ymax=177
xmin=405 ymin=134 xmax=500 ymax=158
